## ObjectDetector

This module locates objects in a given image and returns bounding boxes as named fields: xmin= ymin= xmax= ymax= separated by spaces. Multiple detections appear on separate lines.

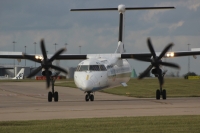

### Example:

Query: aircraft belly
xmin=107 ymin=72 xmax=131 ymax=87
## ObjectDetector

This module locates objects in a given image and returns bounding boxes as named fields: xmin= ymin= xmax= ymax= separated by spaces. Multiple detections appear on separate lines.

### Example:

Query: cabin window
xmin=79 ymin=65 xmax=89 ymax=71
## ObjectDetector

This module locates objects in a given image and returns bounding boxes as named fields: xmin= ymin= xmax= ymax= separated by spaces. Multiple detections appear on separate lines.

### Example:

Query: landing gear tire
xmin=48 ymin=92 xmax=53 ymax=102
xmin=162 ymin=89 xmax=166 ymax=100
xmin=156 ymin=90 xmax=160 ymax=100
xmin=85 ymin=94 xmax=89 ymax=102
xmin=90 ymin=94 xmax=94 ymax=101
xmin=54 ymin=91 xmax=59 ymax=102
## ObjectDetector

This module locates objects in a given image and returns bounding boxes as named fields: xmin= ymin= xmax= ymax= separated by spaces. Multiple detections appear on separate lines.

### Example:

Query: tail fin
xmin=115 ymin=41 xmax=125 ymax=53
xmin=12 ymin=68 xmax=24 ymax=79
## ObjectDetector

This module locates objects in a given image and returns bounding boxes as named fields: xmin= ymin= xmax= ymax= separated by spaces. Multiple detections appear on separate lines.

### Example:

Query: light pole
xmin=79 ymin=45 xmax=81 ymax=54
xmin=188 ymin=44 xmax=191 ymax=73
xmin=65 ymin=43 xmax=68 ymax=52
xmin=34 ymin=42 xmax=37 ymax=67
xmin=79 ymin=46 xmax=81 ymax=62
xmin=54 ymin=43 xmax=58 ymax=52
xmin=13 ymin=41 xmax=16 ymax=77
xmin=24 ymin=46 xmax=26 ymax=66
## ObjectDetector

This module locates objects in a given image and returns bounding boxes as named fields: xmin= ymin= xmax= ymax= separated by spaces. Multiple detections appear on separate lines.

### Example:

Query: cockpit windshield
xmin=79 ymin=65 xmax=88 ymax=71
xmin=89 ymin=65 xmax=100 ymax=71
xmin=76 ymin=65 xmax=107 ymax=71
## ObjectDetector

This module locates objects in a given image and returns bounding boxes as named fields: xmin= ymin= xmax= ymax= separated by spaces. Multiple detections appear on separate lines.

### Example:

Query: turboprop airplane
xmin=1 ymin=4 xmax=200 ymax=102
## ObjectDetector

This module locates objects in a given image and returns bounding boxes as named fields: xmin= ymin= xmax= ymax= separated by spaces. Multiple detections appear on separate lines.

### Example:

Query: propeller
xmin=23 ymin=39 xmax=68 ymax=88
xmin=135 ymin=38 xmax=180 ymax=86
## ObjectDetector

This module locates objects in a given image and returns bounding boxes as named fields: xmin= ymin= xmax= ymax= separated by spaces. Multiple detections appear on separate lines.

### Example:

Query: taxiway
xmin=0 ymin=82 xmax=200 ymax=121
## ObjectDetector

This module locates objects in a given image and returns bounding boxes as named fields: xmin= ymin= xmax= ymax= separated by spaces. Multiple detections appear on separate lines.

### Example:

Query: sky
xmin=0 ymin=0 xmax=200 ymax=76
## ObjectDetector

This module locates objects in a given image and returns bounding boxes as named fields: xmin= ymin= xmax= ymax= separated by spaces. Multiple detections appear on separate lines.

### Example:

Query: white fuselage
xmin=74 ymin=54 xmax=131 ymax=92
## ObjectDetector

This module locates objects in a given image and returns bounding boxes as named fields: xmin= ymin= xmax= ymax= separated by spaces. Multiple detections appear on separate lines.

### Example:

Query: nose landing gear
xmin=85 ymin=92 xmax=94 ymax=102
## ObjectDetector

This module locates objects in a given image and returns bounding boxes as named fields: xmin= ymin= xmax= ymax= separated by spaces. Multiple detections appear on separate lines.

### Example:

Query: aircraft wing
xmin=1 ymin=50 xmax=200 ymax=61
xmin=121 ymin=51 xmax=200 ymax=59
xmin=0 ymin=52 xmax=25 ymax=59
xmin=0 ymin=52 xmax=87 ymax=60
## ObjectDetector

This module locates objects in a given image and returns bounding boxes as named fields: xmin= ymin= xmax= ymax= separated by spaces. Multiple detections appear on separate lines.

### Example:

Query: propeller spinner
xmin=23 ymin=39 xmax=68 ymax=88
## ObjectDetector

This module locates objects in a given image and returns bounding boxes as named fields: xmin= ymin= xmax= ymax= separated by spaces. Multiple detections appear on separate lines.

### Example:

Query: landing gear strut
xmin=48 ymin=73 xmax=59 ymax=102
xmin=85 ymin=92 xmax=94 ymax=102
xmin=156 ymin=71 xmax=167 ymax=100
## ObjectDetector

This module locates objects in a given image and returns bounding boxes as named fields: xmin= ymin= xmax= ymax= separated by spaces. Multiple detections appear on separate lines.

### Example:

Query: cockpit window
xmin=76 ymin=65 xmax=107 ymax=71
xmin=89 ymin=65 xmax=107 ymax=71
xmin=89 ymin=65 xmax=100 ymax=71
xmin=79 ymin=65 xmax=89 ymax=71
xmin=99 ymin=65 xmax=107 ymax=71
xmin=76 ymin=65 xmax=81 ymax=71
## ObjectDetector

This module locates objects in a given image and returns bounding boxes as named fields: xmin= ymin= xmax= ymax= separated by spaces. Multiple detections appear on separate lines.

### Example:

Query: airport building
xmin=0 ymin=65 xmax=75 ymax=79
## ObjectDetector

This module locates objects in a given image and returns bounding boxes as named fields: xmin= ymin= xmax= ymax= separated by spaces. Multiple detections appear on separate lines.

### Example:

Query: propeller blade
xmin=23 ymin=54 xmax=42 ymax=63
xmin=138 ymin=65 xmax=153 ymax=79
xmin=160 ymin=62 xmax=180 ymax=69
xmin=147 ymin=38 xmax=156 ymax=59
xmin=45 ymin=69 xmax=51 ymax=88
xmin=133 ymin=57 xmax=152 ymax=62
xmin=48 ymin=48 xmax=66 ymax=63
xmin=50 ymin=65 xmax=68 ymax=74
xmin=158 ymin=43 xmax=174 ymax=60
xmin=27 ymin=66 xmax=42 ymax=78
xmin=40 ymin=39 xmax=47 ymax=61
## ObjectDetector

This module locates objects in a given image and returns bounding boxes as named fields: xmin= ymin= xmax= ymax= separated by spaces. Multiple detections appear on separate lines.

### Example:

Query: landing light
xmin=166 ymin=52 xmax=174 ymax=57
xmin=35 ymin=55 xmax=43 ymax=60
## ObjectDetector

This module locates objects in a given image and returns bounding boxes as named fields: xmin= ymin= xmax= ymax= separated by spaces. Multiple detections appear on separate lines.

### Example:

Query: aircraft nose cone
xmin=81 ymin=80 xmax=93 ymax=91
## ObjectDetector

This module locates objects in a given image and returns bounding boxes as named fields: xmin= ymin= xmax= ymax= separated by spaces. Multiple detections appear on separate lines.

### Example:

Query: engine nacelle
xmin=151 ymin=68 xmax=162 ymax=77
xmin=151 ymin=68 xmax=157 ymax=75
xmin=42 ymin=70 xmax=52 ymax=76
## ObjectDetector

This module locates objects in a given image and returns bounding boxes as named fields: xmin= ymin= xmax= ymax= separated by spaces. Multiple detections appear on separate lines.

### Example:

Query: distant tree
xmin=183 ymin=72 xmax=197 ymax=79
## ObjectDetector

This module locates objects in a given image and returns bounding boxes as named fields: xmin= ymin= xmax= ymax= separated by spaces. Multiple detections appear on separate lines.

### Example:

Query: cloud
xmin=140 ymin=0 xmax=200 ymax=23
xmin=169 ymin=21 xmax=184 ymax=32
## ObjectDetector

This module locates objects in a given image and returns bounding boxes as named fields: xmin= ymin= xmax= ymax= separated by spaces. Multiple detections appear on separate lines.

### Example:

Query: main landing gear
xmin=156 ymin=88 xmax=166 ymax=100
xmin=85 ymin=92 xmax=94 ymax=102
xmin=48 ymin=75 xmax=59 ymax=102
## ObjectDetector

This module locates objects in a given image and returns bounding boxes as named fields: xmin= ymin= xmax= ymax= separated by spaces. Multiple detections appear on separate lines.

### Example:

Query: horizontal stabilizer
xmin=70 ymin=7 xmax=175 ymax=11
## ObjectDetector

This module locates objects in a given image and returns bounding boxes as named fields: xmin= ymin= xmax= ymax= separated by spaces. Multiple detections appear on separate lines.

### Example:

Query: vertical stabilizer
xmin=116 ymin=5 xmax=125 ymax=53
xmin=115 ymin=41 xmax=125 ymax=53
xmin=70 ymin=5 xmax=174 ymax=54
xmin=12 ymin=68 xmax=24 ymax=79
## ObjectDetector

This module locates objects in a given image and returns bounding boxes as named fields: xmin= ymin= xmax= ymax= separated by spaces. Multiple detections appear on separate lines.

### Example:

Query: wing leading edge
xmin=0 ymin=52 xmax=87 ymax=60
xmin=121 ymin=51 xmax=200 ymax=59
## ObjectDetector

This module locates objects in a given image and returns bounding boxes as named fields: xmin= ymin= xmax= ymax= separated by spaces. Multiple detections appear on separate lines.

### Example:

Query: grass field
xmin=55 ymin=78 xmax=200 ymax=98
xmin=0 ymin=115 xmax=200 ymax=133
